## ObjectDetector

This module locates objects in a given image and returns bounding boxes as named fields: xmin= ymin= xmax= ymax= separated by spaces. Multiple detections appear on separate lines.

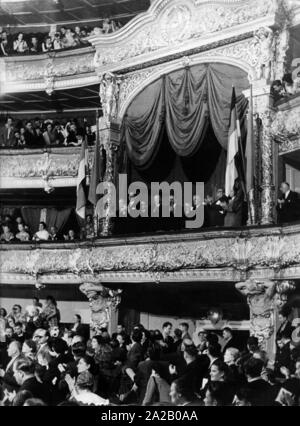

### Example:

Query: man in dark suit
xmin=222 ymin=327 xmax=241 ymax=353
xmin=277 ymin=182 xmax=299 ymax=223
xmin=0 ymin=117 xmax=15 ymax=147
xmin=0 ymin=340 xmax=22 ymax=393
xmin=209 ymin=189 xmax=228 ymax=227
xmin=24 ymin=121 xmax=38 ymax=148
xmin=13 ymin=357 xmax=50 ymax=404
xmin=244 ymin=357 xmax=273 ymax=406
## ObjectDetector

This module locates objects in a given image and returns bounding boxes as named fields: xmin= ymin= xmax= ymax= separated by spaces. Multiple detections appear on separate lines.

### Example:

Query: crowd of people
xmin=0 ymin=214 xmax=96 ymax=243
xmin=0 ymin=20 xmax=122 ymax=56
xmin=0 ymin=116 xmax=96 ymax=149
xmin=271 ymin=72 xmax=300 ymax=103
xmin=0 ymin=297 xmax=299 ymax=406
xmin=0 ymin=180 xmax=299 ymax=245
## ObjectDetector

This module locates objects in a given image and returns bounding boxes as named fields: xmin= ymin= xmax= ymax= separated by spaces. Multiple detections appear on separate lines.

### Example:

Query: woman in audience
xmin=13 ymin=33 xmax=28 ymax=53
xmin=15 ymin=223 xmax=30 ymax=242
xmin=0 ymin=224 xmax=14 ymax=242
xmin=32 ymin=222 xmax=50 ymax=241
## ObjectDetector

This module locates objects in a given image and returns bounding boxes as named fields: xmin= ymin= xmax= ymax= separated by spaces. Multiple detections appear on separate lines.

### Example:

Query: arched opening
xmin=117 ymin=62 xmax=249 ymax=233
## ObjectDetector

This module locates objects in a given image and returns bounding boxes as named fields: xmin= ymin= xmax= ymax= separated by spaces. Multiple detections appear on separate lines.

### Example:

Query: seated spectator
xmin=43 ymin=122 xmax=56 ymax=146
xmin=15 ymin=223 xmax=30 ymax=242
xmin=49 ymin=226 xmax=59 ymax=241
xmin=53 ymin=33 xmax=63 ymax=50
xmin=35 ymin=127 xmax=45 ymax=147
xmin=32 ymin=222 xmax=50 ymax=241
xmin=24 ymin=121 xmax=37 ymax=148
xmin=0 ymin=224 xmax=14 ymax=242
xmin=30 ymin=36 xmax=39 ymax=53
xmin=42 ymin=36 xmax=53 ymax=52
xmin=66 ymin=371 xmax=109 ymax=406
xmin=0 ymin=31 xmax=9 ymax=56
xmin=13 ymin=33 xmax=28 ymax=54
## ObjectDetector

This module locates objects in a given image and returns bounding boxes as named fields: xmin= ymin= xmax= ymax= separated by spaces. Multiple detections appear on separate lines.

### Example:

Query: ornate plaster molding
xmin=1 ymin=227 xmax=300 ymax=279
xmin=0 ymin=147 xmax=94 ymax=188
xmin=91 ymin=0 xmax=280 ymax=71
xmin=271 ymin=97 xmax=300 ymax=148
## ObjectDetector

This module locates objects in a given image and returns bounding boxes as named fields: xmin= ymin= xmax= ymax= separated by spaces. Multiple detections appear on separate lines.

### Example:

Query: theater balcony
xmin=0 ymin=46 xmax=97 ymax=95
xmin=0 ymin=146 xmax=94 ymax=190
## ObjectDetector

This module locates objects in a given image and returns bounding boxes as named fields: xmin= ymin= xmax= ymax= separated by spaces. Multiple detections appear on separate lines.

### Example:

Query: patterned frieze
xmin=91 ymin=0 xmax=280 ymax=71
xmin=0 ymin=147 xmax=94 ymax=183
xmin=1 ymin=227 xmax=300 ymax=279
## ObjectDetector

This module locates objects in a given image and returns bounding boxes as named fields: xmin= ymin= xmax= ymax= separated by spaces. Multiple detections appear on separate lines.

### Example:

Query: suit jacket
xmin=277 ymin=191 xmax=299 ymax=223
xmin=2 ymin=355 xmax=22 ymax=392
xmin=0 ymin=126 xmax=15 ymax=147
xmin=276 ymin=320 xmax=294 ymax=341
xmin=247 ymin=379 xmax=273 ymax=406
xmin=20 ymin=377 xmax=50 ymax=404
xmin=125 ymin=342 xmax=144 ymax=371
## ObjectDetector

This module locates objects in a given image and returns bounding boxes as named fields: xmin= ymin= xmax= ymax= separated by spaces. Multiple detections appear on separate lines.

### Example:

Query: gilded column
xmin=80 ymin=281 xmax=122 ymax=336
xmin=97 ymin=72 xmax=122 ymax=236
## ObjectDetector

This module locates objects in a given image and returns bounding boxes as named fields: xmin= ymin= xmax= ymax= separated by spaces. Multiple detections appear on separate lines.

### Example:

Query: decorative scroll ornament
xmin=44 ymin=61 xmax=55 ymax=96
xmin=253 ymin=27 xmax=275 ymax=82
xmin=99 ymin=72 xmax=121 ymax=125
xmin=236 ymin=280 xmax=277 ymax=347
xmin=80 ymin=281 xmax=122 ymax=334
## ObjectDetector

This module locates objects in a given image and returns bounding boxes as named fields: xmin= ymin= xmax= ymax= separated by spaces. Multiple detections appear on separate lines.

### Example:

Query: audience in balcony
xmin=0 ymin=19 xmax=122 ymax=57
xmin=272 ymin=73 xmax=300 ymax=104
xmin=0 ymin=116 xmax=96 ymax=149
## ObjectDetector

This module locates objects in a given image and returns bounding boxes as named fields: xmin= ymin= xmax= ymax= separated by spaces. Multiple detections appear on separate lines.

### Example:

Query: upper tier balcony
xmin=0 ymin=145 xmax=94 ymax=189
xmin=0 ymin=45 xmax=97 ymax=94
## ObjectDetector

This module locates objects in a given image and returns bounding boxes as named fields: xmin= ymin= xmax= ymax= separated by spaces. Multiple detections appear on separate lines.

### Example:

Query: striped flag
xmin=76 ymin=138 xmax=88 ymax=219
xmin=245 ymin=84 xmax=254 ymax=194
xmin=225 ymin=87 xmax=247 ymax=198
xmin=88 ymin=110 xmax=104 ymax=206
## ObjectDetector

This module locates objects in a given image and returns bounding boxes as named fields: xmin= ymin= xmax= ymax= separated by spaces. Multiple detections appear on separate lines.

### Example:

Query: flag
xmin=88 ymin=111 xmax=104 ymax=206
xmin=225 ymin=87 xmax=240 ymax=196
xmin=245 ymin=84 xmax=254 ymax=194
xmin=76 ymin=138 xmax=88 ymax=219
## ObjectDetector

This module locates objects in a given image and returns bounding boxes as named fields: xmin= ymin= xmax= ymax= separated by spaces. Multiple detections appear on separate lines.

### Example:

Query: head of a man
xmin=7 ymin=340 xmax=21 ymax=359
xmin=13 ymin=358 xmax=35 ymax=385
xmin=33 ymin=328 xmax=49 ymax=346
xmin=14 ymin=322 xmax=23 ymax=336
xmin=222 ymin=327 xmax=233 ymax=341
xmin=169 ymin=378 xmax=193 ymax=405
xmin=280 ymin=182 xmax=290 ymax=195
xmin=162 ymin=322 xmax=172 ymax=337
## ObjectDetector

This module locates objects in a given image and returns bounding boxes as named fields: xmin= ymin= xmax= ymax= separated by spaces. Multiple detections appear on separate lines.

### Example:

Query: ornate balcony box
xmin=0 ymin=146 xmax=94 ymax=189
xmin=0 ymin=46 xmax=97 ymax=94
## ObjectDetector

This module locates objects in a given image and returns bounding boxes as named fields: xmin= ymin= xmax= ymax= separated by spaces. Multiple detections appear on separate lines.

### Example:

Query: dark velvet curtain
xmin=46 ymin=208 xmax=72 ymax=233
xmin=123 ymin=79 xmax=165 ymax=169
xmin=165 ymin=66 xmax=209 ymax=157
xmin=124 ymin=63 xmax=249 ymax=168
xmin=21 ymin=207 xmax=42 ymax=234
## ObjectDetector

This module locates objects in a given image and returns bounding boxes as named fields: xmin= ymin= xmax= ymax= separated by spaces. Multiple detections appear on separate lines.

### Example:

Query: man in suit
xmin=244 ymin=357 xmax=273 ymax=406
xmin=24 ymin=121 xmax=37 ymax=148
xmin=209 ymin=189 xmax=228 ymax=227
xmin=277 ymin=182 xmax=299 ymax=223
xmin=0 ymin=117 xmax=15 ymax=147
xmin=222 ymin=327 xmax=241 ymax=353
xmin=13 ymin=357 xmax=50 ymax=404
xmin=160 ymin=322 xmax=174 ymax=354
xmin=179 ymin=322 xmax=192 ymax=341
xmin=0 ymin=340 xmax=22 ymax=393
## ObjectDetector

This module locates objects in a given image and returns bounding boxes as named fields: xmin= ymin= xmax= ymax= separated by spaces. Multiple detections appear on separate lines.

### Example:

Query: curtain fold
xmin=46 ymin=208 xmax=72 ymax=233
xmin=21 ymin=207 xmax=42 ymax=235
xmin=123 ymin=63 xmax=249 ymax=169
xmin=123 ymin=79 xmax=165 ymax=169
xmin=207 ymin=63 xmax=249 ymax=149
xmin=165 ymin=66 xmax=209 ymax=157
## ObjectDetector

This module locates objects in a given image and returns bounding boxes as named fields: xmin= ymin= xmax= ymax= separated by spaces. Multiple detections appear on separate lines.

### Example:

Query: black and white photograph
xmin=0 ymin=0 xmax=300 ymax=411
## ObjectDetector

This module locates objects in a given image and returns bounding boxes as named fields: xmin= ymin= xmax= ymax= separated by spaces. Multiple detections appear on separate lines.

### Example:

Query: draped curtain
xmin=46 ymin=208 xmax=72 ymax=233
xmin=21 ymin=207 xmax=72 ymax=235
xmin=123 ymin=63 xmax=249 ymax=169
